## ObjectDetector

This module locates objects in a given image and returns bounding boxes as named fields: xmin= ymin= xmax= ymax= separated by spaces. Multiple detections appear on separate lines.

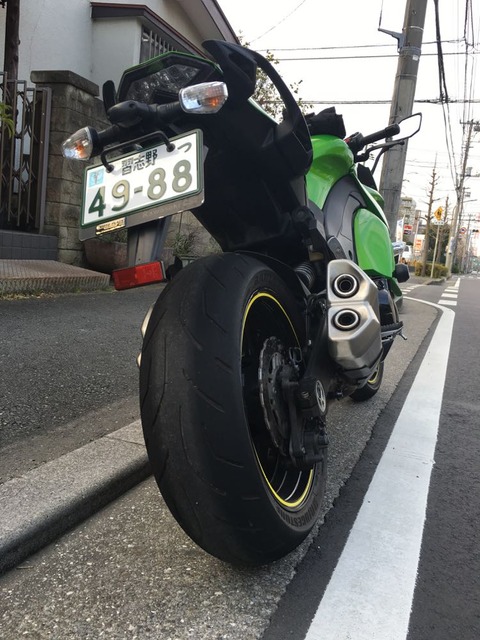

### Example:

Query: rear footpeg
xmin=326 ymin=260 xmax=382 ymax=380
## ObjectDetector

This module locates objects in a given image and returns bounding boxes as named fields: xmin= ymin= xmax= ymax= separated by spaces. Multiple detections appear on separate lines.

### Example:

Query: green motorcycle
xmin=63 ymin=41 xmax=421 ymax=566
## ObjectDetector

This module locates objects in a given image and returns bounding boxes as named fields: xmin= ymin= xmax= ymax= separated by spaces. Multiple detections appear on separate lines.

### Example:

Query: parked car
xmin=402 ymin=245 xmax=413 ymax=265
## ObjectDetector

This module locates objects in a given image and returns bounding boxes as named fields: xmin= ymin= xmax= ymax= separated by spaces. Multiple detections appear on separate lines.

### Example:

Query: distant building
xmin=398 ymin=196 xmax=417 ymax=242
xmin=398 ymin=197 xmax=416 ymax=226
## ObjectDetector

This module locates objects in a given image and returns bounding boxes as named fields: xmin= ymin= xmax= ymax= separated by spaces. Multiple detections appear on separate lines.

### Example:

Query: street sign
xmin=432 ymin=219 xmax=445 ymax=226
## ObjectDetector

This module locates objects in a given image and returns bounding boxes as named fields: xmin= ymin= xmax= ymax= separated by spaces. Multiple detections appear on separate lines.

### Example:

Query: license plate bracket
xmin=80 ymin=130 xmax=204 ymax=240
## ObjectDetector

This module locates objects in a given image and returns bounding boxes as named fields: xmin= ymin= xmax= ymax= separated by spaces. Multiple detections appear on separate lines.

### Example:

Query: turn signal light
xmin=62 ymin=127 xmax=96 ymax=160
xmin=179 ymin=82 xmax=228 ymax=114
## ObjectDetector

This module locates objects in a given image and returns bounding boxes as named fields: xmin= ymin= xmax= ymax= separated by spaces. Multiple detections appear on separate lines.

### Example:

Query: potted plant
xmin=84 ymin=229 xmax=128 ymax=274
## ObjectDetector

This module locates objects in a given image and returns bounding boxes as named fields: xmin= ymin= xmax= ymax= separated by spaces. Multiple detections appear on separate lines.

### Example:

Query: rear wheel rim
xmin=241 ymin=291 xmax=314 ymax=509
xmin=367 ymin=361 xmax=383 ymax=386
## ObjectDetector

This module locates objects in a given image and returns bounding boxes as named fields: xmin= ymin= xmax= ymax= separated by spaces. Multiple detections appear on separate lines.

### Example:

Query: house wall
xmin=0 ymin=0 xmax=235 ymax=265
xmin=0 ymin=1 xmax=222 ymax=89
xmin=91 ymin=17 xmax=142 ymax=90
xmin=0 ymin=1 xmax=93 ymax=82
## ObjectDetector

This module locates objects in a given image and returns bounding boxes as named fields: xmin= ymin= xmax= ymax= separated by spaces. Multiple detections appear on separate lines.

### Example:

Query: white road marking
xmin=439 ymin=300 xmax=457 ymax=306
xmin=304 ymin=298 xmax=455 ymax=640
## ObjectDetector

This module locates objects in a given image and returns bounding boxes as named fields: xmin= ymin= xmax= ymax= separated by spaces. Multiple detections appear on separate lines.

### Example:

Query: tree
xmin=238 ymin=35 xmax=312 ymax=120
xmin=420 ymin=162 xmax=441 ymax=276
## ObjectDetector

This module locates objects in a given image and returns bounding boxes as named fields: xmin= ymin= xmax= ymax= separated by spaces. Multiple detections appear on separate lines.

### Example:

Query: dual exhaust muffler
xmin=326 ymin=260 xmax=382 ymax=380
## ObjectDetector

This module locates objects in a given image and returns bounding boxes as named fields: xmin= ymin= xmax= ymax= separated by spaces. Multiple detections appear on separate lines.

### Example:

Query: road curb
xmin=0 ymin=421 xmax=150 ymax=575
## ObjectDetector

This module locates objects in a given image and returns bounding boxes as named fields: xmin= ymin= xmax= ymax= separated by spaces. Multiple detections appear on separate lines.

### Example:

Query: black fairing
xmin=378 ymin=287 xmax=399 ymax=326
xmin=322 ymin=176 xmax=366 ymax=262
xmin=203 ymin=40 xmax=312 ymax=179
xmin=173 ymin=40 xmax=317 ymax=265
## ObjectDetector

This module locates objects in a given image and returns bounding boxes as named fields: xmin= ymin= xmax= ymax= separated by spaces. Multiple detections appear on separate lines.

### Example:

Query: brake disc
xmin=258 ymin=337 xmax=293 ymax=453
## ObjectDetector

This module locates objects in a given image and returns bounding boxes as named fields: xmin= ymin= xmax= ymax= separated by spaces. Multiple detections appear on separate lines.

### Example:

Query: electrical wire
xmin=250 ymin=0 xmax=310 ymax=43
xmin=262 ymin=98 xmax=480 ymax=105
xmin=255 ymin=39 xmax=465 ymax=52
xmin=433 ymin=0 xmax=459 ymax=191
xmin=274 ymin=51 xmax=477 ymax=62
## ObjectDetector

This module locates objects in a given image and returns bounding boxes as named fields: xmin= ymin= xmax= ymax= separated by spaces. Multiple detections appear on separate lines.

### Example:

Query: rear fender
xmin=238 ymin=251 xmax=309 ymax=304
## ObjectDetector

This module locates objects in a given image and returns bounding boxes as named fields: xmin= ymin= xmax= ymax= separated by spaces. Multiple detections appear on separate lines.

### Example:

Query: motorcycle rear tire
xmin=139 ymin=253 xmax=327 ymax=566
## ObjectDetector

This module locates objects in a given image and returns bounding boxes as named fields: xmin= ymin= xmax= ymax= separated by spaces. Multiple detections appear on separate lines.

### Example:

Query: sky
xmin=217 ymin=0 xmax=480 ymax=227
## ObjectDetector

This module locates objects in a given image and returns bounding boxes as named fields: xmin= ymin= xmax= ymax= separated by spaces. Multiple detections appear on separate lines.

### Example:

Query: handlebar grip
xmin=362 ymin=123 xmax=400 ymax=147
xmin=97 ymin=125 xmax=122 ymax=149
xmin=385 ymin=123 xmax=400 ymax=137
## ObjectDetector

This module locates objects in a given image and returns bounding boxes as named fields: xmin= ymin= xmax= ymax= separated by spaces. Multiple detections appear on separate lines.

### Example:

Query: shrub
xmin=0 ymin=102 xmax=15 ymax=137
xmin=170 ymin=230 xmax=198 ymax=256
xmin=414 ymin=262 xmax=448 ymax=278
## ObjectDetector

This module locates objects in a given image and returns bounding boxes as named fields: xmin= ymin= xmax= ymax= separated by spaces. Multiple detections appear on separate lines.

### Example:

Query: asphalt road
xmin=0 ymin=284 xmax=164 ymax=482
xmin=407 ymin=275 xmax=480 ymax=639
xmin=0 ymin=282 xmax=443 ymax=639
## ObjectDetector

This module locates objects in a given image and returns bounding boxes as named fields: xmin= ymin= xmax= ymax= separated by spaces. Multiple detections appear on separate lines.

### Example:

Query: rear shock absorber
xmin=295 ymin=262 xmax=316 ymax=290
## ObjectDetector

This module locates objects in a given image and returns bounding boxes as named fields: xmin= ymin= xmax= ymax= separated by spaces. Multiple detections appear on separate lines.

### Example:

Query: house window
xmin=91 ymin=3 xmax=201 ymax=62
xmin=140 ymin=27 xmax=177 ymax=62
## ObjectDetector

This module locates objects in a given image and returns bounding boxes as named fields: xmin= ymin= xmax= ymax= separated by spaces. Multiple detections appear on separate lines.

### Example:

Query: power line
xmin=256 ymin=38 xmax=465 ymax=52
xmin=274 ymin=51 xmax=478 ymax=62
xmin=250 ymin=0 xmax=309 ymax=43
xmin=433 ymin=0 xmax=459 ymax=191
xmin=264 ymin=98 xmax=480 ymax=105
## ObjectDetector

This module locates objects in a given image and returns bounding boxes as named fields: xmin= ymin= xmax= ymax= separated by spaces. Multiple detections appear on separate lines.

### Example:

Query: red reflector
xmin=112 ymin=261 xmax=165 ymax=290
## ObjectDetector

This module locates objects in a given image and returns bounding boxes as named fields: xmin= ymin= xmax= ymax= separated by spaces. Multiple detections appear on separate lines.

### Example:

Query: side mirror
xmin=390 ymin=113 xmax=422 ymax=142
xmin=102 ymin=80 xmax=117 ymax=114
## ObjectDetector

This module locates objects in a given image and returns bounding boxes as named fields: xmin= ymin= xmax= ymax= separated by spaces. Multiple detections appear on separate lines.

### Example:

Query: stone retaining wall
xmin=31 ymin=70 xmax=108 ymax=266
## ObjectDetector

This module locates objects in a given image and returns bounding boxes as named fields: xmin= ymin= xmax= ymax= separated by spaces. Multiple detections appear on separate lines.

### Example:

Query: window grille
xmin=140 ymin=28 xmax=177 ymax=62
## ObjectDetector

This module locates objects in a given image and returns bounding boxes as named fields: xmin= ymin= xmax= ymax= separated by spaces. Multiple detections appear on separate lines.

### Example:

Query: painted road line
xmin=304 ymin=300 xmax=455 ymax=640
xmin=439 ymin=300 xmax=457 ymax=306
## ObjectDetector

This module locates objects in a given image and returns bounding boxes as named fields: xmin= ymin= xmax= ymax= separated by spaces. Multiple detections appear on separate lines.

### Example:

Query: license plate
xmin=80 ymin=130 xmax=203 ymax=240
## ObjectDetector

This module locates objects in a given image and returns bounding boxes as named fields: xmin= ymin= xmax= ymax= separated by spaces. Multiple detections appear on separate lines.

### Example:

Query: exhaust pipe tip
xmin=333 ymin=309 xmax=360 ymax=331
xmin=333 ymin=274 xmax=359 ymax=298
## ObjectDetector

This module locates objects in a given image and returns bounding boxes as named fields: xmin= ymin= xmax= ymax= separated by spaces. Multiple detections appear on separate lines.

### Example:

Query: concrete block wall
xmin=0 ymin=230 xmax=58 ymax=260
xmin=31 ymin=70 xmax=108 ymax=266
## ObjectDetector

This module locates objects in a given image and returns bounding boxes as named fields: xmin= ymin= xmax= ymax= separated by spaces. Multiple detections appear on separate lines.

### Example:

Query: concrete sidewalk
xmin=0 ymin=421 xmax=150 ymax=575
xmin=0 ymin=259 xmax=111 ymax=296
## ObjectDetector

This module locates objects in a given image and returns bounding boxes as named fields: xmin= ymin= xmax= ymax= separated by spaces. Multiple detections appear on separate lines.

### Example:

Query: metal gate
xmin=0 ymin=73 xmax=51 ymax=232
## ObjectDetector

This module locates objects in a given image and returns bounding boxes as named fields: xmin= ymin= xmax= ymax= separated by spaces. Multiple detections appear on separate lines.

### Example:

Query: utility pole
xmin=379 ymin=0 xmax=428 ymax=239
xmin=445 ymin=120 xmax=478 ymax=274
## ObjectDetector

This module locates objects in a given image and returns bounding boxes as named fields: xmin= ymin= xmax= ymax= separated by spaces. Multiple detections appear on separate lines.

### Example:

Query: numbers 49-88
xmin=88 ymin=160 xmax=193 ymax=218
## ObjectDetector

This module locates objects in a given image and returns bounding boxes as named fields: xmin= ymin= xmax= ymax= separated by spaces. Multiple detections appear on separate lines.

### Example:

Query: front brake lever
xmin=355 ymin=139 xmax=405 ymax=173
